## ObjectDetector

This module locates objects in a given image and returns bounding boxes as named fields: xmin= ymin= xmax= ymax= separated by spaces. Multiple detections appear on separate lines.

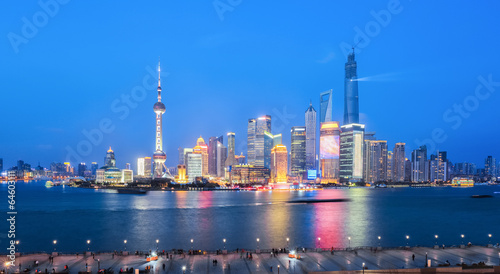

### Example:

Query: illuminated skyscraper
xmin=216 ymin=142 xmax=227 ymax=177
xmin=194 ymin=136 xmax=209 ymax=176
xmin=290 ymin=126 xmax=306 ymax=178
xmin=339 ymin=123 xmax=365 ymax=183
xmin=186 ymin=152 xmax=202 ymax=182
xmin=271 ymin=144 xmax=288 ymax=184
xmin=272 ymin=133 xmax=282 ymax=147
xmin=91 ymin=162 xmax=98 ymax=176
xmin=78 ymin=163 xmax=86 ymax=177
xmin=393 ymin=143 xmax=406 ymax=182
xmin=153 ymin=60 xmax=167 ymax=178
xmin=344 ymin=50 xmax=359 ymax=125
xmin=225 ymin=132 xmax=238 ymax=169
xmin=485 ymin=156 xmax=496 ymax=177
xmin=208 ymin=136 xmax=223 ymax=175
xmin=387 ymin=151 xmax=393 ymax=182
xmin=104 ymin=147 xmax=116 ymax=167
xmin=137 ymin=158 xmax=145 ymax=176
xmin=319 ymin=122 xmax=340 ymax=181
xmin=363 ymin=140 xmax=387 ymax=183
xmin=175 ymin=164 xmax=188 ymax=184
xmin=411 ymin=145 xmax=427 ymax=182
xmin=144 ymin=157 xmax=152 ymax=177
xmin=305 ymin=102 xmax=317 ymax=170
xmin=320 ymin=89 xmax=333 ymax=123
xmin=247 ymin=115 xmax=271 ymax=167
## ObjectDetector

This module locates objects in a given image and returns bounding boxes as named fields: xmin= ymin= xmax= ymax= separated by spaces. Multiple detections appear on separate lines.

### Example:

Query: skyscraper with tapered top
xmin=153 ymin=59 xmax=167 ymax=178
xmin=305 ymin=102 xmax=317 ymax=170
xmin=344 ymin=49 xmax=359 ymax=125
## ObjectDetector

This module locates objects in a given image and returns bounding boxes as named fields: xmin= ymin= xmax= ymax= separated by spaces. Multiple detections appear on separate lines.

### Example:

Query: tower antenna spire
xmin=158 ymin=57 xmax=161 ymax=87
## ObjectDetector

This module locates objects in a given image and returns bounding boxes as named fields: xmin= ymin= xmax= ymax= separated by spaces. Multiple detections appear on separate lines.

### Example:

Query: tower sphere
xmin=154 ymin=102 xmax=166 ymax=114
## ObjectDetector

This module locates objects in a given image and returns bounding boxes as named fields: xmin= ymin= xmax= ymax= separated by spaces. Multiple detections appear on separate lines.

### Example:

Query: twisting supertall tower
xmin=153 ymin=59 xmax=167 ymax=178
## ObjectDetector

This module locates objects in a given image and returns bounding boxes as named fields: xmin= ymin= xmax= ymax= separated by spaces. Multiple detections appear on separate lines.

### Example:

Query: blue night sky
xmin=1 ymin=1 xmax=499 ymax=170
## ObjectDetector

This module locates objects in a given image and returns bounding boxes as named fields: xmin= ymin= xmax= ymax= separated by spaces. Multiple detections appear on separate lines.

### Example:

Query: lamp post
xmin=257 ymin=238 xmax=260 ymax=250
xmin=53 ymin=240 xmax=57 ymax=252
xmin=15 ymin=241 xmax=19 ymax=252
xmin=378 ymin=236 xmax=381 ymax=247
xmin=156 ymin=239 xmax=159 ymax=252
xmin=182 ymin=266 xmax=186 ymax=274
xmin=425 ymin=252 xmax=428 ymax=267
xmin=87 ymin=240 xmax=91 ymax=251
xmin=435 ymin=235 xmax=438 ymax=246
xmin=124 ymin=240 xmax=127 ymax=251
xmin=286 ymin=238 xmax=289 ymax=250
xmin=223 ymin=239 xmax=226 ymax=250
xmin=362 ymin=262 xmax=365 ymax=274
xmin=488 ymin=234 xmax=492 ymax=245
xmin=406 ymin=235 xmax=410 ymax=247
xmin=348 ymin=237 xmax=351 ymax=249
xmin=277 ymin=265 xmax=280 ymax=274
xmin=191 ymin=239 xmax=193 ymax=250
xmin=461 ymin=234 xmax=465 ymax=245
xmin=318 ymin=237 xmax=321 ymax=249
xmin=98 ymin=259 xmax=100 ymax=271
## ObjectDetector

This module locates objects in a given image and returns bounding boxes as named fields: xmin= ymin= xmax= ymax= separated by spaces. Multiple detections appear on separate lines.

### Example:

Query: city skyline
xmin=2 ymin=1 xmax=500 ymax=169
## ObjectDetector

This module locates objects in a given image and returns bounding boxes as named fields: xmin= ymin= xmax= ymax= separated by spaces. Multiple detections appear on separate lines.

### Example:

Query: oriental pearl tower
xmin=153 ymin=59 xmax=167 ymax=178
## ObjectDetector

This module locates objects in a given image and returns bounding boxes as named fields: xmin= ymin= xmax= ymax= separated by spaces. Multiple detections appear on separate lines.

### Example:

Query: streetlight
xmin=277 ymin=265 xmax=280 ymax=274
xmin=318 ymin=237 xmax=321 ymax=249
xmin=87 ymin=240 xmax=91 ymax=251
xmin=425 ymin=252 xmax=428 ymax=267
xmin=223 ymin=239 xmax=226 ymax=250
xmin=406 ymin=235 xmax=410 ymax=247
xmin=348 ymin=237 xmax=351 ymax=249
xmin=461 ymin=234 xmax=465 ymax=245
xmin=378 ymin=236 xmax=381 ymax=247
xmin=435 ymin=235 xmax=438 ymax=246
xmin=182 ymin=266 xmax=186 ymax=274
xmin=362 ymin=262 xmax=365 ymax=274
xmin=488 ymin=234 xmax=492 ymax=245
xmin=124 ymin=240 xmax=127 ymax=251
xmin=15 ymin=241 xmax=19 ymax=252
xmin=286 ymin=238 xmax=289 ymax=250
xmin=53 ymin=240 xmax=57 ymax=252
xmin=156 ymin=239 xmax=159 ymax=251
xmin=191 ymin=239 xmax=193 ymax=250
xmin=257 ymin=238 xmax=260 ymax=250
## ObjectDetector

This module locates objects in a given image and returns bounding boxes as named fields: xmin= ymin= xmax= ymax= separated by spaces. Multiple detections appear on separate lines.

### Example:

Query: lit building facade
xmin=216 ymin=142 xmax=227 ymax=177
xmin=290 ymin=126 xmax=306 ymax=178
xmin=194 ymin=136 xmax=209 ymax=176
xmin=96 ymin=147 xmax=123 ymax=184
xmin=270 ymin=144 xmax=288 ymax=183
xmin=305 ymin=102 xmax=317 ymax=170
xmin=208 ymin=136 xmax=223 ymax=176
xmin=247 ymin=115 xmax=271 ymax=167
xmin=411 ymin=145 xmax=427 ymax=182
xmin=363 ymin=140 xmax=387 ymax=183
xmin=320 ymin=89 xmax=333 ymax=123
xmin=137 ymin=158 xmax=145 ymax=176
xmin=339 ymin=123 xmax=365 ymax=183
xmin=186 ymin=152 xmax=202 ymax=182
xmin=175 ymin=164 xmax=188 ymax=184
xmin=319 ymin=121 xmax=340 ymax=182
xmin=231 ymin=165 xmax=270 ymax=184
xmin=393 ymin=143 xmax=406 ymax=182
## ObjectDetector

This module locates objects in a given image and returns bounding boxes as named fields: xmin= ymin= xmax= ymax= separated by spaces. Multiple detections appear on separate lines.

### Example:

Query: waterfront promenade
xmin=4 ymin=246 xmax=500 ymax=273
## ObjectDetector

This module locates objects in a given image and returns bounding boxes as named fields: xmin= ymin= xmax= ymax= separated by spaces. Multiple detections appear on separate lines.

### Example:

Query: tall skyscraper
xmin=320 ymin=89 xmax=333 ymax=123
xmin=225 ymin=132 xmax=238 ymax=168
xmin=208 ymin=136 xmax=223 ymax=175
xmin=393 ymin=143 xmax=406 ymax=182
xmin=411 ymin=145 xmax=427 ymax=182
xmin=339 ymin=123 xmax=365 ymax=183
xmin=305 ymin=102 xmax=317 ymax=170
xmin=216 ymin=142 xmax=227 ymax=177
xmin=78 ymin=163 xmax=87 ymax=177
xmin=0 ymin=158 xmax=3 ymax=173
xmin=104 ymin=147 xmax=116 ymax=167
xmin=270 ymin=144 xmax=288 ymax=184
xmin=290 ymin=126 xmax=307 ymax=178
xmin=186 ymin=152 xmax=202 ymax=182
xmin=137 ymin=158 xmax=145 ymax=176
xmin=247 ymin=115 xmax=271 ymax=167
xmin=144 ymin=157 xmax=152 ymax=177
xmin=272 ymin=133 xmax=282 ymax=147
xmin=178 ymin=147 xmax=184 ymax=165
xmin=485 ymin=156 xmax=496 ymax=177
xmin=91 ymin=162 xmax=98 ymax=176
xmin=153 ymin=60 xmax=167 ymax=178
xmin=386 ymin=151 xmax=393 ymax=182
xmin=363 ymin=140 xmax=387 ymax=183
xmin=344 ymin=50 xmax=359 ymax=125
xmin=319 ymin=121 xmax=340 ymax=181
xmin=194 ymin=136 xmax=209 ymax=176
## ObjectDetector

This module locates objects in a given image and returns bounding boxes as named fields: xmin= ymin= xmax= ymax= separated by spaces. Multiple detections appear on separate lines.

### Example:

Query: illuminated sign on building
xmin=307 ymin=170 xmax=317 ymax=180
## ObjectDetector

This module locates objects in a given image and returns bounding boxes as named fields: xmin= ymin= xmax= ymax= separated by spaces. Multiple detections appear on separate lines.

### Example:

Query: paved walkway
xmin=4 ymin=246 xmax=500 ymax=273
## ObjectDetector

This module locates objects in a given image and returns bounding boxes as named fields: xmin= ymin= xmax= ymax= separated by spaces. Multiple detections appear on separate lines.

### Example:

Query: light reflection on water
xmin=2 ymin=182 xmax=499 ymax=253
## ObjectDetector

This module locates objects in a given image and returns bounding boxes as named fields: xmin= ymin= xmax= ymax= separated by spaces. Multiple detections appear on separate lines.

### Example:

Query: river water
xmin=1 ymin=181 xmax=499 ymax=253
